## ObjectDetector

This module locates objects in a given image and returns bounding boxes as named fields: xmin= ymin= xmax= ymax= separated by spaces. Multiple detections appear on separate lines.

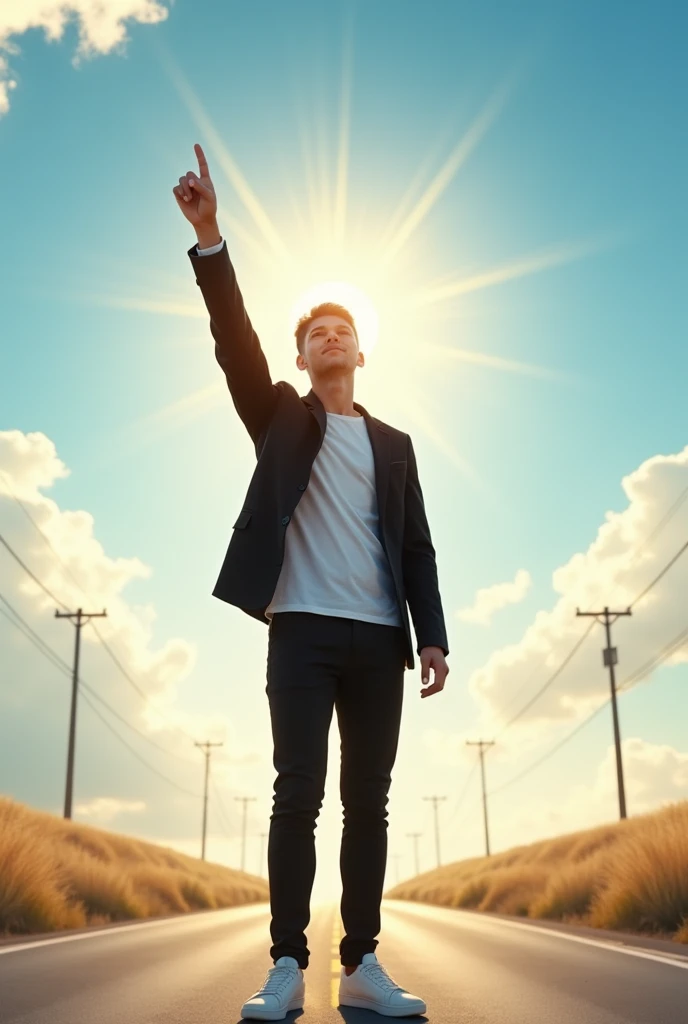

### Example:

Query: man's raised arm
xmin=173 ymin=143 xmax=277 ymax=443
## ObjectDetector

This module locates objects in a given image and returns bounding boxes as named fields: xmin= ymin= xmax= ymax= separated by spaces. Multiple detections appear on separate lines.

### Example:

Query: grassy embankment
xmin=0 ymin=796 xmax=269 ymax=935
xmin=386 ymin=800 xmax=688 ymax=943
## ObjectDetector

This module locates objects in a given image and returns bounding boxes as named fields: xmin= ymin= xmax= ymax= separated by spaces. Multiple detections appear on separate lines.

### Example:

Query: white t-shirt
xmin=194 ymin=242 xmax=401 ymax=628
xmin=265 ymin=412 xmax=402 ymax=627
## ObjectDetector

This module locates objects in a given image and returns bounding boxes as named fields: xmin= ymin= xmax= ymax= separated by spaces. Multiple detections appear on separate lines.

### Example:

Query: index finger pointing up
xmin=194 ymin=142 xmax=209 ymax=178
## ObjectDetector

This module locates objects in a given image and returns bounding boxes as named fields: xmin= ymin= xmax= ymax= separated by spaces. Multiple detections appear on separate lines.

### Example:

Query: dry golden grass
xmin=589 ymin=804 xmax=688 ymax=934
xmin=0 ymin=797 xmax=269 ymax=935
xmin=386 ymin=800 xmax=688 ymax=944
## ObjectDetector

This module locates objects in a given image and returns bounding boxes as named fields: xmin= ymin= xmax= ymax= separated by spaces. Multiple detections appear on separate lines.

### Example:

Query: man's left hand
xmin=419 ymin=646 xmax=449 ymax=698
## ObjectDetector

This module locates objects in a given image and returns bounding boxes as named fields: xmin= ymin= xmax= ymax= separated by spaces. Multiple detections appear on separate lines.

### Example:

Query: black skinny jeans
xmin=265 ymin=611 xmax=407 ymax=969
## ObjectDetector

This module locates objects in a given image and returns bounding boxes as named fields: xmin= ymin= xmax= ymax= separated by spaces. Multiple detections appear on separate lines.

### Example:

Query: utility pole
xmin=466 ymin=740 xmax=495 ymax=856
xmin=390 ymin=852 xmax=402 ymax=885
xmin=55 ymin=606 xmax=107 ymax=819
xmin=423 ymin=796 xmax=447 ymax=867
xmin=194 ymin=741 xmax=224 ymax=860
xmin=234 ymin=796 xmax=257 ymax=871
xmin=259 ymin=831 xmax=268 ymax=878
xmin=406 ymin=832 xmax=422 ymax=876
xmin=576 ymin=605 xmax=632 ymax=820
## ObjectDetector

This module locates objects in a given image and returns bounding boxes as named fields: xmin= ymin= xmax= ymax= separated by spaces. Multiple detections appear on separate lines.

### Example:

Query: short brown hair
xmin=294 ymin=302 xmax=357 ymax=355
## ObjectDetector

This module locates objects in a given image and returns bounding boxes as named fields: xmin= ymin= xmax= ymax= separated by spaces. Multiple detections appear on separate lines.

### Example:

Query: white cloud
xmin=0 ymin=429 xmax=70 ymax=499
xmin=467 ymin=446 xmax=688 ymax=747
xmin=503 ymin=738 xmax=688 ymax=844
xmin=0 ymin=0 xmax=170 ymax=116
xmin=0 ymin=429 xmax=193 ymax=719
xmin=0 ymin=429 xmax=260 ymax=822
xmin=552 ymin=736 xmax=688 ymax=829
xmin=74 ymin=796 xmax=146 ymax=822
xmin=598 ymin=737 xmax=688 ymax=813
xmin=457 ymin=568 xmax=532 ymax=625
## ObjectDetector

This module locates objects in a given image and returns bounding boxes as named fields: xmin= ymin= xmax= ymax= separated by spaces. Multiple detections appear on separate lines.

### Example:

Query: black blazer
xmin=188 ymin=239 xmax=449 ymax=670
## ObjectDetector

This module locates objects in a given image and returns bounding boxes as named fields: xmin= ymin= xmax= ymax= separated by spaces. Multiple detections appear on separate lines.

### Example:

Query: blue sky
xmin=1 ymin=0 xmax=687 ymax=899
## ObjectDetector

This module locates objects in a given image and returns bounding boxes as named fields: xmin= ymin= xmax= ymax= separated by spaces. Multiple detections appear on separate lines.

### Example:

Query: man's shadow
xmin=236 ymin=1007 xmax=427 ymax=1015
xmin=337 ymin=1009 xmax=429 ymax=1022
xmin=235 ymin=1010 xmax=429 ymax=1022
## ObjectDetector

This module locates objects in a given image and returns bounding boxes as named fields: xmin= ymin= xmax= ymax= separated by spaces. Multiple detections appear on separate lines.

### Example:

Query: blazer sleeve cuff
xmin=187 ymin=237 xmax=228 ymax=267
xmin=417 ymin=643 xmax=449 ymax=657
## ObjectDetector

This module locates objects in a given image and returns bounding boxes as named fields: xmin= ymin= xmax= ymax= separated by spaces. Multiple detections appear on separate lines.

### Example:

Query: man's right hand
xmin=173 ymin=143 xmax=220 ymax=246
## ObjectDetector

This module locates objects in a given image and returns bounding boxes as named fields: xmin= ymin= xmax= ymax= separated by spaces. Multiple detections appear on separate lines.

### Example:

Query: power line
xmin=0 ymin=479 xmax=267 ymax=841
xmin=489 ymin=622 xmax=688 ymax=798
xmin=618 ymin=625 xmax=688 ymax=692
xmin=0 ymin=590 xmax=198 ymax=767
xmin=79 ymin=688 xmax=202 ymax=799
xmin=0 ymin=593 xmax=72 ymax=676
xmin=79 ymin=679 xmax=198 ymax=765
xmin=495 ymin=538 xmax=687 ymax=740
xmin=489 ymin=700 xmax=609 ymax=798
xmin=617 ymin=483 xmax=688 ymax=594
xmin=0 ymin=523 xmax=196 ymax=743
xmin=491 ymin=492 xmax=683 ymax=731
xmin=0 ymin=530 xmax=69 ymax=610
xmin=210 ymin=776 xmax=234 ymax=836
xmin=89 ymin=622 xmax=197 ymax=744
xmin=0 ymin=558 xmax=242 ymax=821
xmin=630 ymin=540 xmax=688 ymax=610
xmin=0 ymin=468 xmax=94 ymax=603
xmin=642 ymin=484 xmax=688 ymax=546
xmin=496 ymin=621 xmax=597 ymax=737
xmin=447 ymin=760 xmax=479 ymax=823
xmin=571 ymin=541 xmax=687 ymax=821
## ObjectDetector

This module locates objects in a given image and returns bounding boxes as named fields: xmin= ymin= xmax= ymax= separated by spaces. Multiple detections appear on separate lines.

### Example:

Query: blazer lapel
xmin=302 ymin=387 xmax=327 ymax=438
xmin=356 ymin=400 xmax=391 ymax=527
xmin=301 ymin=388 xmax=391 ymax=525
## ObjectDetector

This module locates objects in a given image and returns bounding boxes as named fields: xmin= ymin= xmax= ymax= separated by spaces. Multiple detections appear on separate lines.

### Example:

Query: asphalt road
xmin=1 ymin=898 xmax=687 ymax=1023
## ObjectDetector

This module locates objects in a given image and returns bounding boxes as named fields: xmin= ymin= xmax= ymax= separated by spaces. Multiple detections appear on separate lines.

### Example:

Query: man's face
xmin=297 ymin=314 xmax=365 ymax=379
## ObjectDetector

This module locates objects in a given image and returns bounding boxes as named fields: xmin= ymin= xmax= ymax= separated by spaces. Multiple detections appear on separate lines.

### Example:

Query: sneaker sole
xmin=339 ymin=994 xmax=426 ymax=1017
xmin=240 ymin=996 xmax=305 ymax=1020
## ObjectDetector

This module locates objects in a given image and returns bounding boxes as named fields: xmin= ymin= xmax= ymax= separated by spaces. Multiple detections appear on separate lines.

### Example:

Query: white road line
xmin=487 ymin=914 xmax=688 ymax=970
xmin=385 ymin=901 xmax=688 ymax=971
xmin=0 ymin=904 xmax=266 ymax=957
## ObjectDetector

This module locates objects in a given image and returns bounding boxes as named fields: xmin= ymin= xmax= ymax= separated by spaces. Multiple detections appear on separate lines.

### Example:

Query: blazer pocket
xmin=233 ymin=509 xmax=253 ymax=529
xmin=390 ymin=460 xmax=407 ymax=468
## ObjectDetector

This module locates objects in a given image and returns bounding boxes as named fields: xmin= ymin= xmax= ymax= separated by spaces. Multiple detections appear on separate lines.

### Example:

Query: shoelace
xmin=360 ymin=962 xmax=401 ymax=993
xmin=260 ymin=965 xmax=298 ymax=996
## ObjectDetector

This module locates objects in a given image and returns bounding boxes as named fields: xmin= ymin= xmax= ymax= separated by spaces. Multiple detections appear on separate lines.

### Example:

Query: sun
xmin=290 ymin=281 xmax=380 ymax=356
xmin=120 ymin=53 xmax=598 ymax=477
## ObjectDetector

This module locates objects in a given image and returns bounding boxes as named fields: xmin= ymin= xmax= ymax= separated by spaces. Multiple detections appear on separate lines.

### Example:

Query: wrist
xmin=195 ymin=222 xmax=222 ymax=249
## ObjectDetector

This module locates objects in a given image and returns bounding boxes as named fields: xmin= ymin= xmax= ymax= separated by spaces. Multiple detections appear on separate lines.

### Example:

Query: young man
xmin=174 ymin=144 xmax=449 ymax=1020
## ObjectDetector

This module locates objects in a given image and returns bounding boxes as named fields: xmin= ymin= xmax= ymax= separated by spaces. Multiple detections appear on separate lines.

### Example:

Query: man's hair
xmin=294 ymin=302 xmax=357 ymax=355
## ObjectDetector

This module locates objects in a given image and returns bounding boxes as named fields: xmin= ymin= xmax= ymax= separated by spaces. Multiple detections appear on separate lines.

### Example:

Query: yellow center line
xmin=331 ymin=910 xmax=343 ymax=1007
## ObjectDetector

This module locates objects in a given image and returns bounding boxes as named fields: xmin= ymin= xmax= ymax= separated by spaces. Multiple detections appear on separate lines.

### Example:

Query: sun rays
xmin=424 ymin=345 xmax=563 ymax=381
xmin=410 ymin=237 xmax=612 ymax=308
xmin=99 ymin=42 xmax=613 ymax=471
xmin=333 ymin=21 xmax=353 ymax=247
xmin=155 ymin=43 xmax=290 ymax=265
xmin=378 ymin=78 xmax=515 ymax=268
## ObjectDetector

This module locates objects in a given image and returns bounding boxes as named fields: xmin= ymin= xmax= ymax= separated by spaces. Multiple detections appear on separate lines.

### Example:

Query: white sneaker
xmin=240 ymin=956 xmax=305 ymax=1020
xmin=338 ymin=952 xmax=426 ymax=1017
